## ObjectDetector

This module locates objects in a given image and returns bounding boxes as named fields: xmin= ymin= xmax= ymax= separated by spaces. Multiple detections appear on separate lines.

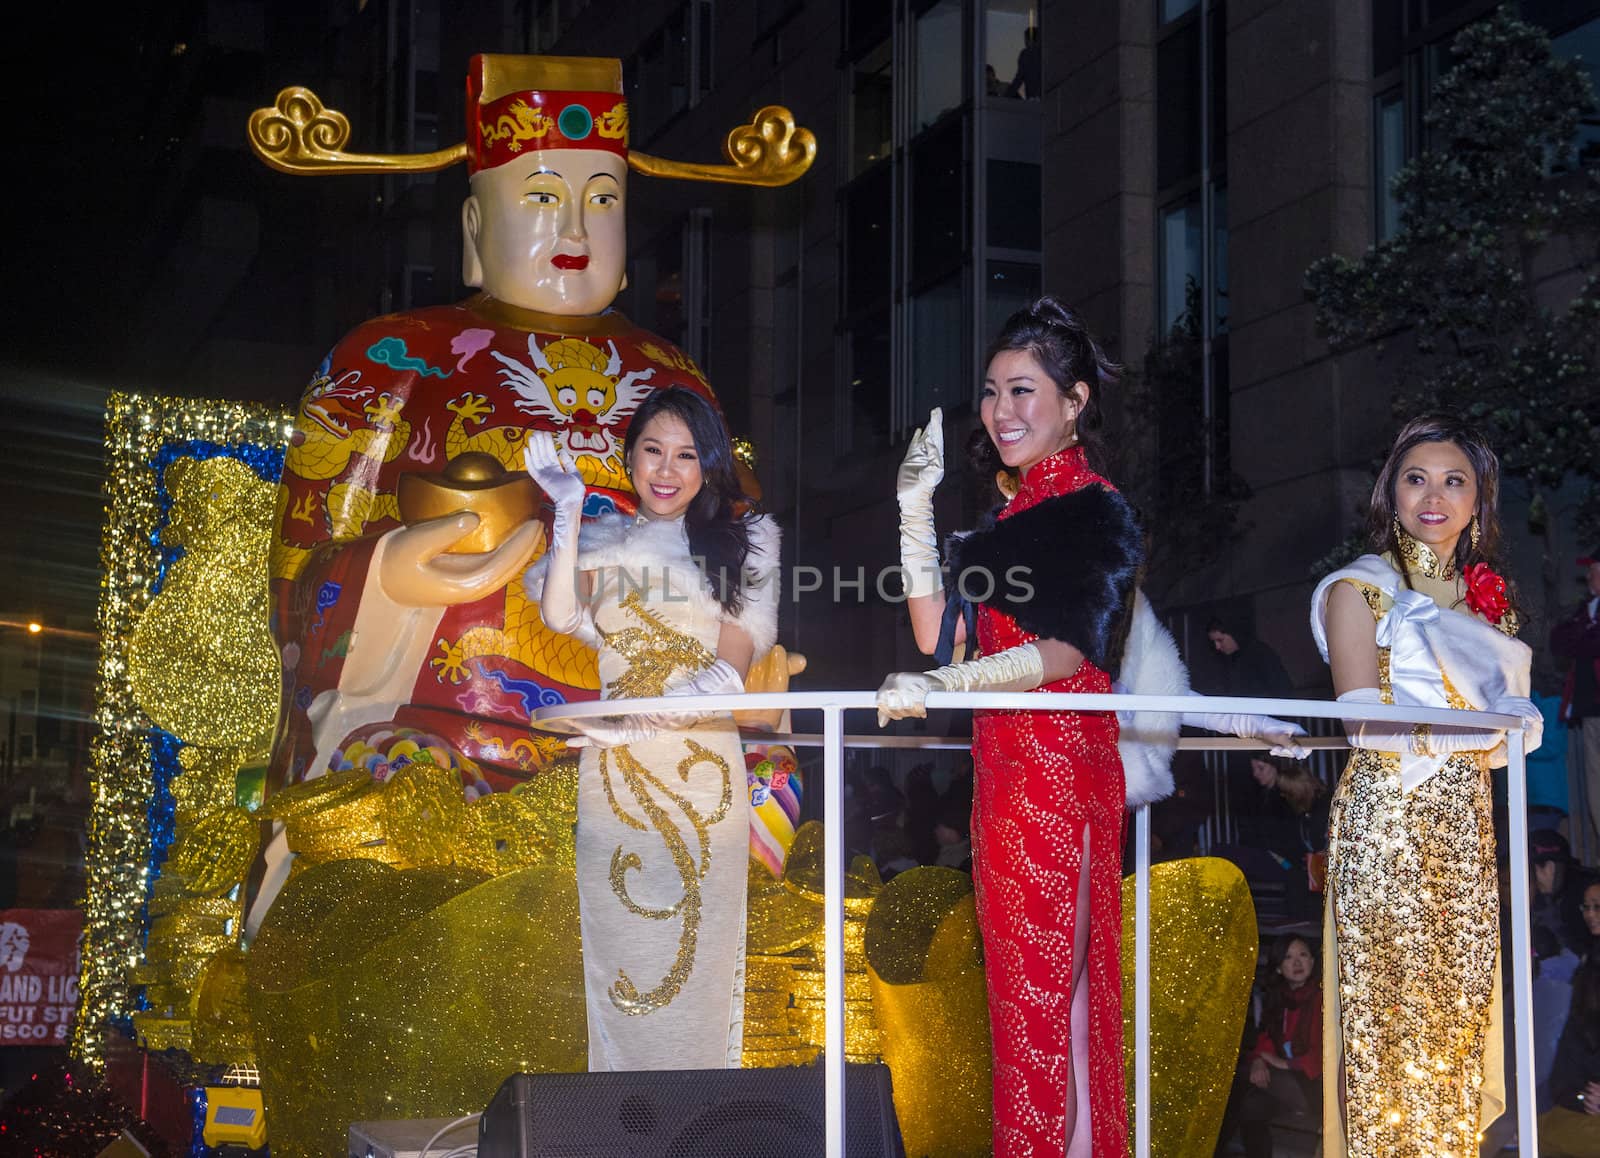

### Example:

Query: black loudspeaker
xmin=477 ymin=1064 xmax=905 ymax=1158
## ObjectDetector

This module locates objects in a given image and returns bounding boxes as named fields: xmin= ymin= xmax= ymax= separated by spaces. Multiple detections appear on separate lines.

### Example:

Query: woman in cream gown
xmin=527 ymin=386 xmax=779 ymax=1071
xmin=1311 ymin=415 xmax=1542 ymax=1157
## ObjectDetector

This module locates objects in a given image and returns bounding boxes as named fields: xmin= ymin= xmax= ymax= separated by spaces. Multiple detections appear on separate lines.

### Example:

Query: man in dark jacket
xmin=1552 ymin=551 xmax=1600 ymax=866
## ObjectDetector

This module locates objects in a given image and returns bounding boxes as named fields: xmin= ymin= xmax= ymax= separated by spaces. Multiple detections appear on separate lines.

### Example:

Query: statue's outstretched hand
xmin=377 ymin=511 xmax=545 ymax=608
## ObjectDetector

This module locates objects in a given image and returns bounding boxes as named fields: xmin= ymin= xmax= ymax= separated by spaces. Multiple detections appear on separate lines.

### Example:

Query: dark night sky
xmin=3 ymin=8 xmax=232 ymax=630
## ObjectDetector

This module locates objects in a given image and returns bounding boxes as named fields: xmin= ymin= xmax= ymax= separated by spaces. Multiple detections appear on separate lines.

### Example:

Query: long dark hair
xmin=624 ymin=387 xmax=757 ymax=614
xmin=1367 ymin=412 xmax=1520 ymax=617
xmin=970 ymin=294 xmax=1122 ymax=481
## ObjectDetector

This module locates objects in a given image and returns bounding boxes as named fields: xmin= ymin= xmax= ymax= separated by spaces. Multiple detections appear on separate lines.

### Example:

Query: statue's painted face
xmin=462 ymin=147 xmax=627 ymax=316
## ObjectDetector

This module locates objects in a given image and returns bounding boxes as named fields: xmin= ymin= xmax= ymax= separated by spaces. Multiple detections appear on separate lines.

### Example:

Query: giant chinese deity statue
xmin=245 ymin=54 xmax=814 ymax=928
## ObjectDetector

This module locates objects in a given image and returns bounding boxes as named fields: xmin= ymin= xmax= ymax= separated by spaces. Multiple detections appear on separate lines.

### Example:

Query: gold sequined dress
xmin=565 ymin=511 xmax=779 ymax=1071
xmin=1310 ymin=551 xmax=1530 ymax=1158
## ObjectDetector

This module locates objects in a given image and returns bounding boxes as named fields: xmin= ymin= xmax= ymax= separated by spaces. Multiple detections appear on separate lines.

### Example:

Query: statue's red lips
xmin=551 ymin=254 xmax=589 ymax=271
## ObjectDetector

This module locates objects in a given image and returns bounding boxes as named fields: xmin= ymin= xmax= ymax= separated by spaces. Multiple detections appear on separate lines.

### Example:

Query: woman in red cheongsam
xmin=878 ymin=296 xmax=1141 ymax=1157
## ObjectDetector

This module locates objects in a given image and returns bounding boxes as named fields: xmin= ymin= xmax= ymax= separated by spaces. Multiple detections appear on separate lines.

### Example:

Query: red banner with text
xmin=0 ymin=909 xmax=83 ymax=1045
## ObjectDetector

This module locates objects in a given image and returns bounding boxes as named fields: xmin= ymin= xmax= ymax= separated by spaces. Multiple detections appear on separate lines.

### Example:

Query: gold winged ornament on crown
xmin=247 ymin=55 xmax=815 ymax=187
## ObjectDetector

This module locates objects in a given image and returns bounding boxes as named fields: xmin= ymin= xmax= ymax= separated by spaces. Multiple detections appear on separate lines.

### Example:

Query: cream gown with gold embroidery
xmin=572 ymin=512 xmax=777 ymax=1072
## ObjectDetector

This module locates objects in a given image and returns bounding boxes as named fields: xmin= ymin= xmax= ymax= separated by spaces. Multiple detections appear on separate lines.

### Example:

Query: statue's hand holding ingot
xmin=381 ymin=452 xmax=547 ymax=608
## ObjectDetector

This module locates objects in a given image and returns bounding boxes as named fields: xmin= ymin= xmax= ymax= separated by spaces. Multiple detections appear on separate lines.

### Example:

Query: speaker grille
xmin=478 ymin=1065 xmax=904 ymax=1158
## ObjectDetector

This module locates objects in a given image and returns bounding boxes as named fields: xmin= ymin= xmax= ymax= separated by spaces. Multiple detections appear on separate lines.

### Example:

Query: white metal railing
xmin=532 ymin=692 xmax=1537 ymax=1158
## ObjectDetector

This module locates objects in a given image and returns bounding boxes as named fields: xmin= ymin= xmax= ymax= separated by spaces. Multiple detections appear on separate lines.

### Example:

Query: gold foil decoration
xmin=631 ymin=106 xmax=817 ymax=187
xmin=164 ymin=806 xmax=259 ymax=895
xmin=128 ymin=455 xmax=279 ymax=747
xmin=76 ymin=392 xmax=292 ymax=1071
xmin=1121 ymin=857 xmax=1259 ymax=1157
xmin=248 ymin=860 xmax=586 ymax=1158
xmin=248 ymin=83 xmax=814 ymax=188
xmin=865 ymin=867 xmax=994 ymax=1158
xmin=741 ymin=822 xmax=884 ymax=1067
xmin=249 ymin=86 xmax=468 ymax=175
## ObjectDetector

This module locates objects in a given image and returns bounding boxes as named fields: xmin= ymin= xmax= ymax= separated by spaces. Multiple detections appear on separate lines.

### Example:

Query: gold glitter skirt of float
xmin=1321 ymin=747 xmax=1505 ymax=1158
xmin=246 ymin=858 xmax=587 ymax=1158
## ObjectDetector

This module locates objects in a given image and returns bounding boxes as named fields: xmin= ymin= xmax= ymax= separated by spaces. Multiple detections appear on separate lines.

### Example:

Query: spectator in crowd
xmin=1004 ymin=27 xmax=1041 ymax=99
xmin=1540 ymin=877 xmax=1600 ymax=1155
xmin=1206 ymin=616 xmax=1295 ymax=701
xmin=933 ymin=780 xmax=973 ymax=872
xmin=1234 ymin=756 xmax=1329 ymax=924
xmin=1220 ymin=935 xmax=1323 ymax=1157
xmin=1533 ymin=829 xmax=1587 ymax=952
xmin=1146 ymin=749 xmax=1213 ymax=864
xmin=1535 ymin=923 xmax=1583 ymax=1112
xmin=1552 ymin=548 xmax=1600 ymax=865
xmin=1526 ymin=689 xmax=1572 ymax=835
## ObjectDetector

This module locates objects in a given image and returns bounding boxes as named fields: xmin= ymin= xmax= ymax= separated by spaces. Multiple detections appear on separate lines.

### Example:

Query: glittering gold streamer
xmin=1121 ymin=857 xmax=1259 ymax=1157
xmin=75 ymin=392 xmax=293 ymax=1071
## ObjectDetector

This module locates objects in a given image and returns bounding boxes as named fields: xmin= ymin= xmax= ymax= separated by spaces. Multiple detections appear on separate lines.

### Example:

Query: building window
xmin=1159 ymin=0 xmax=1199 ymax=24
xmin=629 ymin=210 xmax=713 ymax=371
xmin=844 ymin=316 xmax=893 ymax=453
xmin=1155 ymin=0 xmax=1228 ymax=495
xmin=626 ymin=0 xmax=714 ymax=145
xmin=984 ymin=260 xmax=1040 ymax=340
xmin=1552 ymin=14 xmax=1600 ymax=170
xmin=1373 ymin=90 xmax=1405 ymax=240
xmin=911 ymin=117 xmax=965 ymax=285
xmin=984 ymin=1 xmax=1038 ymax=100
xmin=850 ymin=38 xmax=893 ymax=176
xmin=910 ymin=274 xmax=965 ymax=418
xmin=1158 ymin=188 xmax=1227 ymax=336
xmin=915 ymin=0 xmax=965 ymax=132
xmin=986 ymin=159 xmax=1040 ymax=250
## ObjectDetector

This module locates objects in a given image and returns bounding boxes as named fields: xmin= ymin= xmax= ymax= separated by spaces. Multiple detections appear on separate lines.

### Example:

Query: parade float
xmin=67 ymin=53 xmax=1261 ymax=1158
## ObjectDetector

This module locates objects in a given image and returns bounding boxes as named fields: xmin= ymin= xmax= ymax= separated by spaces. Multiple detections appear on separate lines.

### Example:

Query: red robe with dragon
xmin=268 ymin=294 xmax=716 ymax=794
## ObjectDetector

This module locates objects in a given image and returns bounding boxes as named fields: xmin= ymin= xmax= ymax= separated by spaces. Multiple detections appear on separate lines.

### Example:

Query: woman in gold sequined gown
xmin=527 ymin=387 xmax=779 ymax=1071
xmin=1310 ymin=415 xmax=1542 ymax=1157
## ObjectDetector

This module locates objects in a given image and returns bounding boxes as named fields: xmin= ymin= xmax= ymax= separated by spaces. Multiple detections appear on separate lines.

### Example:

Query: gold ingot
xmin=396 ymin=452 xmax=541 ymax=555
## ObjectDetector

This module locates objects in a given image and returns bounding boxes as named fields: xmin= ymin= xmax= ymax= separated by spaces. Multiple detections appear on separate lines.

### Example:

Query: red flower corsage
xmin=1463 ymin=562 xmax=1510 ymax=623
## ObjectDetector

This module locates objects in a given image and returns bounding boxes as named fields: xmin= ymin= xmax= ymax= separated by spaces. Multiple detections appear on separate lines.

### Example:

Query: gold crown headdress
xmin=248 ymin=53 xmax=814 ymax=187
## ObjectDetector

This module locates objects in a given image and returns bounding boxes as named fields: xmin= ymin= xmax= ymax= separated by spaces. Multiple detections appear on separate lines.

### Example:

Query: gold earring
xmin=1469 ymin=516 xmax=1481 ymax=552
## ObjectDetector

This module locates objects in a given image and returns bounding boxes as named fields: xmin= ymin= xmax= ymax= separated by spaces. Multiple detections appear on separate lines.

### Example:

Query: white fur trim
xmin=1116 ymin=590 xmax=1190 ymax=807
xmin=527 ymin=512 xmax=781 ymax=657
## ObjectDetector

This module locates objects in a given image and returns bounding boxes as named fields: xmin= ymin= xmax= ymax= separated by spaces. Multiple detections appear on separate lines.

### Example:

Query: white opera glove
xmin=1336 ymin=687 xmax=1504 ymax=757
xmin=1488 ymin=695 xmax=1543 ymax=755
xmin=657 ymin=659 xmax=746 ymax=725
xmin=569 ymin=660 xmax=747 ymax=749
xmin=523 ymin=435 xmax=586 ymax=546
xmin=876 ymin=643 xmax=1044 ymax=726
xmin=523 ymin=435 xmax=587 ymax=634
xmin=896 ymin=407 xmax=946 ymax=599
xmin=565 ymin=713 xmax=663 ymax=750
xmin=1180 ymin=698 xmax=1310 ymax=759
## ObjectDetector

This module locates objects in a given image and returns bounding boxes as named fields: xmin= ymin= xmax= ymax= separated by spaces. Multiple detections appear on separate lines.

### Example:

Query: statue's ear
xmin=461 ymin=195 xmax=484 ymax=288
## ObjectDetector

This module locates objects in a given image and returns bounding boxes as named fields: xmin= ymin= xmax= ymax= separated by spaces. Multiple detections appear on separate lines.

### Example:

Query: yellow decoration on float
xmin=1121 ymin=857 xmax=1258 ymax=1157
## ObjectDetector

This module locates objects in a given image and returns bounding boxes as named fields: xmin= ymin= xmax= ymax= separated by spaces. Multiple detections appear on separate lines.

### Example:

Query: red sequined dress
xmin=969 ymin=444 xmax=1128 ymax=1157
